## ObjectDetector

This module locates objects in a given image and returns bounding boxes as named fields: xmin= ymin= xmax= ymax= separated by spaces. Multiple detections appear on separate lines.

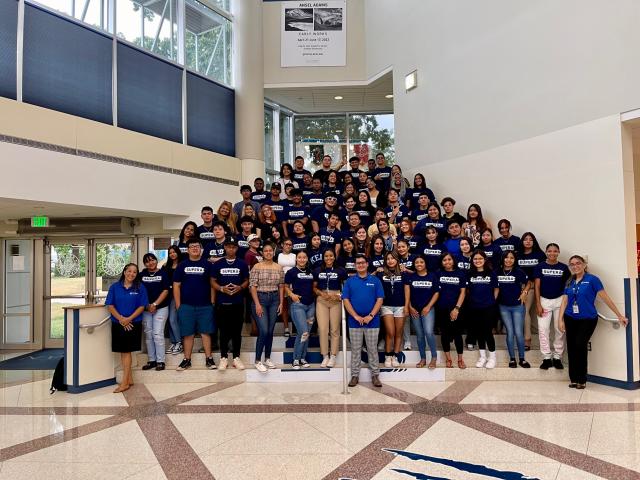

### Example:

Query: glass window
xmin=207 ymin=0 xmax=230 ymax=13
xmin=264 ymin=106 xmax=275 ymax=175
xmin=279 ymin=113 xmax=292 ymax=165
xmin=185 ymin=0 xmax=232 ymax=86
xmin=294 ymin=115 xmax=347 ymax=173
xmin=348 ymin=113 xmax=395 ymax=166
xmin=31 ymin=0 xmax=110 ymax=31
xmin=116 ymin=0 xmax=178 ymax=62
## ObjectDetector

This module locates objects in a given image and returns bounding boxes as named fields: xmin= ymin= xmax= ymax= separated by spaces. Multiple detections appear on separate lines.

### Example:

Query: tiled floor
xmin=0 ymin=369 xmax=639 ymax=479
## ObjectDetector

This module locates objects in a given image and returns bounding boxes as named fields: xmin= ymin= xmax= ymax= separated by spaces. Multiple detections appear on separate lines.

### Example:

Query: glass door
xmin=93 ymin=239 xmax=134 ymax=304
xmin=3 ymin=240 xmax=34 ymax=345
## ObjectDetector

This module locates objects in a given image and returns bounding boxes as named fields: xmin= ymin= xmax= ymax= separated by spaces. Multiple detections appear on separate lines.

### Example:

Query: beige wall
xmin=263 ymin=0 xmax=367 ymax=87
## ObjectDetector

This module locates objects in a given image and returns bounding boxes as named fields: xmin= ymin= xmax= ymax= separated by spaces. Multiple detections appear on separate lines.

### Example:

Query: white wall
xmin=365 ymin=0 xmax=640 ymax=167
xmin=263 ymin=0 xmax=367 ymax=86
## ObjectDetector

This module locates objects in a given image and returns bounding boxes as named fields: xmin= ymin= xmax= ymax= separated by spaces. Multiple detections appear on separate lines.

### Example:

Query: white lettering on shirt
xmin=184 ymin=267 xmax=205 ymax=274
xmin=542 ymin=269 xmax=563 ymax=276
xmin=142 ymin=276 xmax=163 ymax=282
xmin=498 ymin=275 xmax=515 ymax=283
xmin=412 ymin=281 xmax=433 ymax=288
xmin=470 ymin=276 xmax=492 ymax=284
xmin=220 ymin=268 xmax=240 ymax=275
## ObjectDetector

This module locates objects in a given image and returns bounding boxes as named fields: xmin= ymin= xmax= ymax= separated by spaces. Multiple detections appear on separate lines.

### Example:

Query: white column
xmin=234 ymin=0 xmax=265 ymax=186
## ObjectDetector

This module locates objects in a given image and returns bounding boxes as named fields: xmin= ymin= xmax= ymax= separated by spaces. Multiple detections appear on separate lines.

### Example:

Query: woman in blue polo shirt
xmin=378 ymin=252 xmax=407 ymax=368
xmin=467 ymin=250 xmax=499 ymax=369
xmin=559 ymin=255 xmax=628 ymax=389
xmin=139 ymin=253 xmax=170 ymax=372
xmin=437 ymin=253 xmax=467 ymax=369
xmin=404 ymin=255 xmax=440 ymax=368
xmin=313 ymin=249 xmax=347 ymax=368
xmin=285 ymin=251 xmax=316 ymax=369
xmin=534 ymin=243 xmax=570 ymax=370
xmin=496 ymin=251 xmax=530 ymax=368
xmin=106 ymin=263 xmax=148 ymax=393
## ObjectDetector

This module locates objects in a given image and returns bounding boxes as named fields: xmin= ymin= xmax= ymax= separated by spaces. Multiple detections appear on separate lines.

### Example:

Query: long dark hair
xmin=320 ymin=248 xmax=336 ymax=272
xmin=567 ymin=254 xmax=587 ymax=285
xmin=518 ymin=232 xmax=544 ymax=255
xmin=178 ymin=221 xmax=198 ymax=244
xmin=467 ymin=203 xmax=487 ymax=231
xmin=413 ymin=173 xmax=426 ymax=189
xmin=167 ymin=245 xmax=182 ymax=267
xmin=470 ymin=249 xmax=491 ymax=274
xmin=119 ymin=263 xmax=142 ymax=290
xmin=499 ymin=250 xmax=518 ymax=271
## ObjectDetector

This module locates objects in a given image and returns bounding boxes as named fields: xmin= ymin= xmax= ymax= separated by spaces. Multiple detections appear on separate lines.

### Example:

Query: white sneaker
xmin=475 ymin=355 xmax=487 ymax=368
xmin=327 ymin=355 xmax=336 ymax=368
xmin=264 ymin=358 xmax=276 ymax=369
xmin=292 ymin=360 xmax=301 ymax=370
xmin=404 ymin=341 xmax=412 ymax=350
xmin=165 ymin=343 xmax=174 ymax=354
xmin=174 ymin=343 xmax=183 ymax=354
xmin=321 ymin=355 xmax=329 ymax=368
xmin=467 ymin=344 xmax=475 ymax=351
xmin=391 ymin=356 xmax=400 ymax=368
xmin=218 ymin=357 xmax=228 ymax=370
xmin=485 ymin=352 xmax=496 ymax=369
xmin=233 ymin=357 xmax=245 ymax=370
xmin=255 ymin=361 xmax=267 ymax=373
xmin=384 ymin=356 xmax=392 ymax=368
xmin=300 ymin=359 xmax=310 ymax=368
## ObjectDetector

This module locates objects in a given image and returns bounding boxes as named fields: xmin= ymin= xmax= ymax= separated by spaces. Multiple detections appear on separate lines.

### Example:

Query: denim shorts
xmin=381 ymin=305 xmax=405 ymax=317
xmin=178 ymin=304 xmax=215 ymax=337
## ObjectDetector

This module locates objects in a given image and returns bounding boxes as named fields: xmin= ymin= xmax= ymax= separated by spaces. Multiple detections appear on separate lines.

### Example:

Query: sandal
xmin=445 ymin=358 xmax=453 ymax=368
xmin=416 ymin=359 xmax=426 ymax=368
xmin=428 ymin=358 xmax=437 ymax=369
xmin=113 ymin=384 xmax=130 ymax=393
xmin=457 ymin=358 xmax=466 ymax=369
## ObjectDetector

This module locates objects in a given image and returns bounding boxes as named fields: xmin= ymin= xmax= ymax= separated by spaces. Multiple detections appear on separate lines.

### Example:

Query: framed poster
xmin=281 ymin=1 xmax=346 ymax=67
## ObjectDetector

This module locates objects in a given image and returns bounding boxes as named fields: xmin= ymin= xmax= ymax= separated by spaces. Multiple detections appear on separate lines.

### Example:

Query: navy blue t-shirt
xmin=337 ymin=254 xmax=357 ymax=276
xmin=368 ymin=254 xmax=385 ymax=272
xmin=305 ymin=193 xmax=325 ymax=208
xmin=210 ymin=258 xmax=249 ymax=305
xmin=467 ymin=271 xmax=499 ymax=309
xmin=235 ymin=233 xmax=251 ymax=260
xmin=437 ymin=270 xmax=467 ymax=309
xmin=409 ymin=208 xmax=430 ymax=223
xmin=404 ymin=271 xmax=440 ymax=310
xmin=444 ymin=238 xmax=462 ymax=257
xmin=517 ymin=251 xmax=546 ymax=281
xmin=138 ymin=268 xmax=170 ymax=308
xmin=404 ymin=187 xmax=436 ymax=207
xmin=263 ymin=198 xmax=288 ymax=222
xmin=373 ymin=166 xmax=392 ymax=191
xmin=494 ymin=235 xmax=521 ymax=253
xmin=397 ymin=234 xmax=422 ymax=254
xmin=310 ymin=206 xmax=333 ymax=230
xmin=398 ymin=254 xmax=417 ymax=271
xmin=497 ymin=268 xmax=528 ymax=306
xmin=313 ymin=266 xmax=347 ymax=291
xmin=355 ymin=207 xmax=374 ymax=227
xmin=204 ymin=240 xmax=226 ymax=261
xmin=292 ymin=169 xmax=311 ymax=184
xmin=319 ymin=227 xmax=342 ymax=252
xmin=481 ymin=243 xmax=503 ymax=268
xmin=285 ymin=204 xmax=310 ymax=234
xmin=384 ymin=204 xmax=410 ymax=224
xmin=534 ymin=262 xmax=570 ymax=299
xmin=456 ymin=253 xmax=472 ymax=271
xmin=376 ymin=271 xmax=405 ymax=307
xmin=197 ymin=225 xmax=215 ymax=244
xmin=285 ymin=267 xmax=315 ymax=305
xmin=421 ymin=243 xmax=447 ymax=272
xmin=414 ymin=217 xmax=447 ymax=238
xmin=307 ymin=247 xmax=325 ymax=269
xmin=251 ymin=191 xmax=268 ymax=204
xmin=173 ymin=258 xmax=213 ymax=306
xmin=290 ymin=235 xmax=309 ymax=253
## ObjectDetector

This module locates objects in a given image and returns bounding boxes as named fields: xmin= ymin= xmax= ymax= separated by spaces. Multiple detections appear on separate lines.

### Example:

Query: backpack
xmin=50 ymin=357 xmax=67 ymax=394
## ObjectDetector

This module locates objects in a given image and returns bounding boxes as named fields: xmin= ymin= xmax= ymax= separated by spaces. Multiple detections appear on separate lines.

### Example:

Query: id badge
xmin=572 ymin=303 xmax=580 ymax=315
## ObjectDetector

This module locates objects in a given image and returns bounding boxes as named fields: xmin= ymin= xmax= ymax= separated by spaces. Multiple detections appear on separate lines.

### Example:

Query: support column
xmin=234 ymin=0 xmax=265 ymax=186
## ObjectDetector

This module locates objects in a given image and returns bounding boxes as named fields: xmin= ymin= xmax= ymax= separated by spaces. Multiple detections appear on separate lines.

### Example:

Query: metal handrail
xmin=79 ymin=316 xmax=111 ymax=334
xmin=597 ymin=311 xmax=621 ymax=329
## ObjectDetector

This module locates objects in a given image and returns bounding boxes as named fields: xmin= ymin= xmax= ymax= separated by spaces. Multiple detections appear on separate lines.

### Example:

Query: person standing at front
xmin=343 ymin=254 xmax=385 ymax=387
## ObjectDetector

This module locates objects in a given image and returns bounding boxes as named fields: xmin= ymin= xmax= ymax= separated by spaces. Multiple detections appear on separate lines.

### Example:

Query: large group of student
xmin=105 ymin=153 xmax=628 ymax=393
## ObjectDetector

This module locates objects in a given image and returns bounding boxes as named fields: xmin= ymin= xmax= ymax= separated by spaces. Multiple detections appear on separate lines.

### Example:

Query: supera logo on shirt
xmin=500 ymin=244 xmax=515 ymax=251
xmin=412 ymin=280 xmax=433 ymax=288
xmin=184 ymin=267 xmax=205 ymax=274
xmin=519 ymin=259 xmax=539 ymax=266
xmin=415 ymin=212 xmax=428 ymax=221
xmin=142 ymin=276 xmax=163 ymax=282
xmin=293 ymin=242 xmax=307 ymax=250
xmin=309 ymin=198 xmax=323 ymax=205
xmin=382 ymin=275 xmax=403 ymax=282
xmin=440 ymin=276 xmax=460 ymax=285
xmin=470 ymin=276 xmax=492 ymax=284
xmin=319 ymin=272 xmax=339 ymax=280
xmin=320 ymin=235 xmax=336 ymax=243
xmin=297 ymin=272 xmax=314 ymax=280
xmin=199 ymin=232 xmax=214 ymax=239
xmin=270 ymin=205 xmax=284 ymax=212
xmin=423 ymin=248 xmax=442 ymax=255
xmin=542 ymin=269 xmax=563 ymax=276
xmin=497 ymin=275 xmax=515 ymax=283
xmin=220 ymin=268 xmax=240 ymax=275
xmin=209 ymin=248 xmax=224 ymax=257
xmin=289 ymin=210 xmax=305 ymax=218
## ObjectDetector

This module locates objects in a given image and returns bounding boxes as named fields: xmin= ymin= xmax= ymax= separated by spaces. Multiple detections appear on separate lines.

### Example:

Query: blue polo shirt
xmin=342 ymin=273 xmax=385 ymax=328
xmin=313 ymin=266 xmax=347 ymax=291
xmin=173 ymin=258 xmax=213 ymax=306
xmin=444 ymin=238 xmax=462 ymax=257
xmin=497 ymin=268 xmax=528 ymax=306
xmin=534 ymin=262 xmax=570 ymax=299
xmin=285 ymin=267 xmax=315 ymax=305
xmin=105 ymin=282 xmax=148 ymax=323
xmin=467 ymin=271 xmax=499 ymax=309
xmin=138 ymin=269 xmax=170 ymax=308
xmin=563 ymin=273 xmax=604 ymax=319
xmin=210 ymin=258 xmax=249 ymax=305
xmin=404 ymin=271 xmax=440 ymax=310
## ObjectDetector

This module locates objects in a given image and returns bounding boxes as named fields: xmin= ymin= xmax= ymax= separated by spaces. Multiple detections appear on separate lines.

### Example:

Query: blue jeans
xmin=142 ymin=307 xmax=168 ymax=363
xmin=499 ymin=304 xmax=526 ymax=359
xmin=252 ymin=291 xmax=280 ymax=361
xmin=411 ymin=308 xmax=437 ymax=359
xmin=168 ymin=299 xmax=181 ymax=344
xmin=290 ymin=301 xmax=316 ymax=361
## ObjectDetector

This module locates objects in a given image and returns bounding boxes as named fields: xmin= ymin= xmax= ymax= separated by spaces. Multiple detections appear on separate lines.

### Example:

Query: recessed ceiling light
xmin=385 ymin=94 xmax=394 ymax=99
xmin=334 ymin=95 xmax=343 ymax=100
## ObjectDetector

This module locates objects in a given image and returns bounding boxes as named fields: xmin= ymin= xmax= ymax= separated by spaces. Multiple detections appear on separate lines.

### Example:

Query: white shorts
xmin=380 ymin=305 xmax=405 ymax=317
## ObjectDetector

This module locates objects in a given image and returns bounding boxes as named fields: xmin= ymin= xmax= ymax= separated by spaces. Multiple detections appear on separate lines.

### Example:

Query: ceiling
xmin=265 ymin=71 xmax=393 ymax=114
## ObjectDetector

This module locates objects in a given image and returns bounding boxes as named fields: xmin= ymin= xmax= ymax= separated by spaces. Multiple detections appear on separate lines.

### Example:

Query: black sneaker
xmin=519 ymin=359 xmax=531 ymax=368
xmin=553 ymin=358 xmax=564 ymax=370
xmin=206 ymin=356 xmax=217 ymax=370
xmin=176 ymin=358 xmax=192 ymax=371
xmin=141 ymin=361 xmax=157 ymax=371
xmin=155 ymin=362 xmax=165 ymax=371
xmin=539 ymin=359 xmax=553 ymax=370
xmin=508 ymin=358 xmax=517 ymax=368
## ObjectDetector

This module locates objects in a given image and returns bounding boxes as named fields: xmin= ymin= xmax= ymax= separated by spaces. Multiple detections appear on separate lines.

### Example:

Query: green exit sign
xmin=31 ymin=216 xmax=49 ymax=228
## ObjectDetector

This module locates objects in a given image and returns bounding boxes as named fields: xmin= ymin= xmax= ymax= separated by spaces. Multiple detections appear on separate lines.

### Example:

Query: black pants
xmin=217 ymin=303 xmax=244 ymax=358
xmin=564 ymin=315 xmax=598 ymax=384
xmin=438 ymin=306 xmax=463 ymax=354
xmin=469 ymin=305 xmax=496 ymax=352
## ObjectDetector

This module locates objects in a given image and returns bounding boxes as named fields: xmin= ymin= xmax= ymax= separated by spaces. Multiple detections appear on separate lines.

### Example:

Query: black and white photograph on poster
xmin=281 ymin=0 xmax=346 ymax=67
xmin=314 ymin=8 xmax=343 ymax=31
xmin=284 ymin=8 xmax=314 ymax=31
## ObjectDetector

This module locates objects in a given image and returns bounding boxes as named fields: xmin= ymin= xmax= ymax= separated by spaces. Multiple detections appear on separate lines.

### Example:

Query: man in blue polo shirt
xmin=342 ymin=254 xmax=385 ymax=387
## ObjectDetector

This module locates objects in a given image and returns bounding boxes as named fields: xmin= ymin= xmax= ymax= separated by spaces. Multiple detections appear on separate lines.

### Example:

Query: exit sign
xmin=31 ymin=216 xmax=49 ymax=228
